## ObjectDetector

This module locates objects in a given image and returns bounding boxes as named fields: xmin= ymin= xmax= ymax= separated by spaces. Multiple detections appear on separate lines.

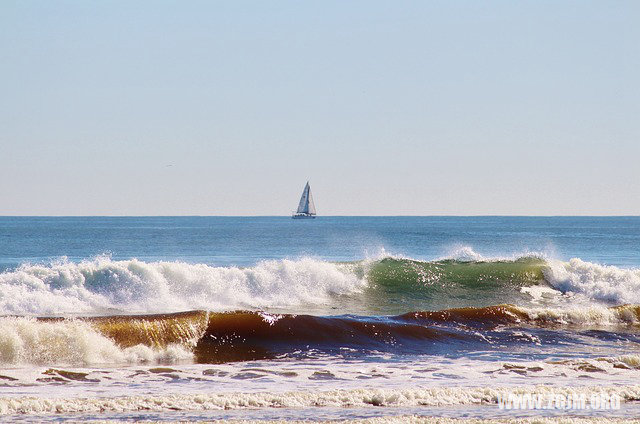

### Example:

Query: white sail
xmin=296 ymin=182 xmax=310 ymax=214
xmin=295 ymin=182 xmax=316 ymax=215
xmin=307 ymin=185 xmax=316 ymax=215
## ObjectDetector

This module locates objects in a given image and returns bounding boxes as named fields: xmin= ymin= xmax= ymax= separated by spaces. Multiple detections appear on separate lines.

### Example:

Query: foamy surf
xmin=1 ymin=254 xmax=639 ymax=315
xmin=0 ymin=256 xmax=366 ymax=315
xmin=0 ymin=316 xmax=194 ymax=366
xmin=1 ymin=253 xmax=640 ymax=370
xmin=544 ymin=258 xmax=640 ymax=304
xmin=1 ymin=385 xmax=639 ymax=415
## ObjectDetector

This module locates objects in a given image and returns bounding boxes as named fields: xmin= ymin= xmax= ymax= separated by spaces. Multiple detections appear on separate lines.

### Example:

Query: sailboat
xmin=292 ymin=182 xmax=317 ymax=219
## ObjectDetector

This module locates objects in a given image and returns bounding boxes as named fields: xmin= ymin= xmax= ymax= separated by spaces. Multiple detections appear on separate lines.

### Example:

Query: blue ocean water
xmin=1 ymin=216 xmax=639 ymax=269
xmin=1 ymin=216 xmax=640 ymax=421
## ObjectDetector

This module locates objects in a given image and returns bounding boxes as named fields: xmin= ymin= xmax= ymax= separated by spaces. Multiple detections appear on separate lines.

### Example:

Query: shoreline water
xmin=2 ymin=385 xmax=640 ymax=422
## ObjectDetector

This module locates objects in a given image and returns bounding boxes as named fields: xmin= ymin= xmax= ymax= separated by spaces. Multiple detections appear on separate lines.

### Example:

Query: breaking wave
xmin=543 ymin=258 xmax=640 ymax=304
xmin=0 ymin=256 xmax=365 ymax=315
xmin=0 ymin=315 xmax=196 ymax=366
xmin=2 ymin=305 xmax=640 ymax=366
xmin=0 ymin=252 xmax=639 ymax=316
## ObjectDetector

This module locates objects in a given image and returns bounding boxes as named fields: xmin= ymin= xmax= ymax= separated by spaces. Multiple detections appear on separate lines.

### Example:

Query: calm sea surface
xmin=1 ymin=216 xmax=639 ymax=269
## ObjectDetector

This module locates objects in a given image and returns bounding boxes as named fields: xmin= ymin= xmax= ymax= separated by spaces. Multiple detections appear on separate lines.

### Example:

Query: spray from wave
xmin=0 ymin=316 xmax=195 ymax=366
xmin=0 ymin=256 xmax=365 ymax=315
xmin=544 ymin=258 xmax=640 ymax=304
xmin=1 ymin=250 xmax=640 ymax=316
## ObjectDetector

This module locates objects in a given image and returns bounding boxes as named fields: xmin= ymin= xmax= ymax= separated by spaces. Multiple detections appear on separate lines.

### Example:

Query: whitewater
xmin=0 ymin=253 xmax=638 ymax=315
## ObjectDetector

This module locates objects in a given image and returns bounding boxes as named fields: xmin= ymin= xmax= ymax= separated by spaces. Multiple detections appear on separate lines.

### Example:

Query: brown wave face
xmin=89 ymin=310 xmax=210 ymax=349
xmin=398 ymin=304 xmax=530 ymax=327
xmin=401 ymin=304 xmax=640 ymax=329
xmin=35 ymin=310 xmax=210 ymax=351
xmin=36 ymin=304 xmax=640 ymax=364
xmin=194 ymin=311 xmax=472 ymax=363
xmin=195 ymin=305 xmax=640 ymax=363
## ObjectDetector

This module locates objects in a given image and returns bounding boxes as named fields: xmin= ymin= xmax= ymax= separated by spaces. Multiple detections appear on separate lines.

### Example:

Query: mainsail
xmin=296 ymin=182 xmax=316 ymax=215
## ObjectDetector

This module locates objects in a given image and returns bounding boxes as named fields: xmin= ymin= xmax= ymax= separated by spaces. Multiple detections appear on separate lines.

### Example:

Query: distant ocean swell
xmin=2 ymin=305 xmax=640 ymax=366
xmin=0 ymin=253 xmax=639 ymax=315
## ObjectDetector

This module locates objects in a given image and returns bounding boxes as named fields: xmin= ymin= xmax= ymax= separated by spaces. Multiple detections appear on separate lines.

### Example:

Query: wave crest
xmin=0 ymin=257 xmax=365 ymax=315
xmin=544 ymin=258 xmax=640 ymax=304
xmin=1 ymin=254 xmax=640 ymax=316
xmin=0 ymin=317 xmax=193 ymax=366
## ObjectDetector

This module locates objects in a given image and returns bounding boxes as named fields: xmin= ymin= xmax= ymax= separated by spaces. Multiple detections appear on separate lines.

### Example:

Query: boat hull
xmin=292 ymin=214 xmax=316 ymax=219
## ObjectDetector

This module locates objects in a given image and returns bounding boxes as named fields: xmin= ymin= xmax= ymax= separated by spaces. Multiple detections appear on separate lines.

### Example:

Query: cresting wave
xmin=0 ymin=254 xmax=639 ymax=316
xmin=0 ymin=313 xmax=201 ymax=366
xmin=2 ymin=305 xmax=640 ymax=366
xmin=1 ymin=253 xmax=640 ymax=365
xmin=196 ymin=305 xmax=640 ymax=362
xmin=0 ymin=256 xmax=365 ymax=315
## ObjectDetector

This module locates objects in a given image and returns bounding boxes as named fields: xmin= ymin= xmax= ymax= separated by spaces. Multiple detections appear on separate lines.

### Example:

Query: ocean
xmin=1 ymin=216 xmax=639 ymax=422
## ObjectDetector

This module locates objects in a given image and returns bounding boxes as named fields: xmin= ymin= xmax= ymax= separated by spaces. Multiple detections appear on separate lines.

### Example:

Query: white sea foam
xmin=543 ymin=258 xmax=640 ymax=304
xmin=519 ymin=304 xmax=640 ymax=326
xmin=440 ymin=247 xmax=640 ymax=306
xmin=0 ymin=385 xmax=639 ymax=415
xmin=1 ymin=254 xmax=640 ymax=317
xmin=439 ymin=245 xmax=549 ymax=262
xmin=441 ymin=245 xmax=488 ymax=262
xmin=0 ymin=317 xmax=192 ymax=366
xmin=0 ymin=257 xmax=366 ymax=315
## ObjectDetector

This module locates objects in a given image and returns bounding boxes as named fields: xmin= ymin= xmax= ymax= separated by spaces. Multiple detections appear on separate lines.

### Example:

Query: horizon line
xmin=0 ymin=215 xmax=638 ymax=218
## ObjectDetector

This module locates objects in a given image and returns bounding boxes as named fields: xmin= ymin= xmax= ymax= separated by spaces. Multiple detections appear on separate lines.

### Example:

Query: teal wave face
xmin=346 ymin=257 xmax=548 ymax=313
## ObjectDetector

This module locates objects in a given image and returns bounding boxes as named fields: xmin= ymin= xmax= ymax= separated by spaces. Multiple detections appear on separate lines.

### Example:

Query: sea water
xmin=0 ymin=216 xmax=639 ymax=421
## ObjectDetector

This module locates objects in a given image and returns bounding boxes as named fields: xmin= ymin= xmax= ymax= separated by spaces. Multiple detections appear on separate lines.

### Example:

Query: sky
xmin=1 ymin=1 xmax=639 ymax=216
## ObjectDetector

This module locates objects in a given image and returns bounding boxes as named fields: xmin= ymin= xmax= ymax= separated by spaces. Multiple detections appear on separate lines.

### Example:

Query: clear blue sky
xmin=1 ymin=1 xmax=638 ymax=215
